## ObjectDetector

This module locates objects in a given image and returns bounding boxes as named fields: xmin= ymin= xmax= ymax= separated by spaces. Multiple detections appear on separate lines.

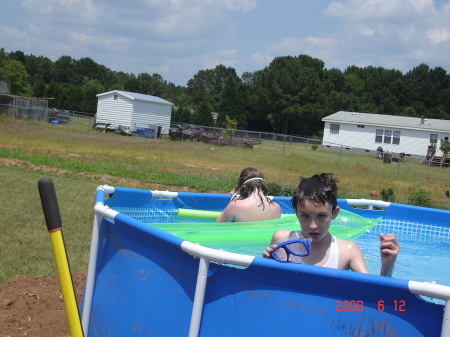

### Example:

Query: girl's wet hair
xmin=291 ymin=173 xmax=339 ymax=212
xmin=235 ymin=167 xmax=272 ymax=209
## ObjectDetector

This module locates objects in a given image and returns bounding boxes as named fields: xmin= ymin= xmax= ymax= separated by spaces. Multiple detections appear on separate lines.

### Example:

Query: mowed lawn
xmin=0 ymin=116 xmax=449 ymax=282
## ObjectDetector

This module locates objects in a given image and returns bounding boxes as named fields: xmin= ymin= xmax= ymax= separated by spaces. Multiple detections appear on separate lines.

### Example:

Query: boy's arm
xmin=379 ymin=233 xmax=400 ymax=277
xmin=263 ymin=229 xmax=291 ymax=258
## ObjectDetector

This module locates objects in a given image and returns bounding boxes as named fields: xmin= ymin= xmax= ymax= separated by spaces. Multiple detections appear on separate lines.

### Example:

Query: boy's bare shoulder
xmin=335 ymin=237 xmax=364 ymax=258
xmin=335 ymin=237 xmax=360 ymax=249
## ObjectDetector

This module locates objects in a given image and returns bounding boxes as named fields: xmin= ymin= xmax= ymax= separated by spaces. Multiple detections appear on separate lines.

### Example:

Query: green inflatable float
xmin=150 ymin=208 xmax=381 ymax=255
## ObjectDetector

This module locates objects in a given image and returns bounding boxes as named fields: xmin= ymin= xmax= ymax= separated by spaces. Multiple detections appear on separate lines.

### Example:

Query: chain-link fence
xmin=0 ymin=95 xmax=49 ymax=122
xmin=168 ymin=123 xmax=322 ymax=150
xmin=168 ymin=122 xmax=450 ymax=169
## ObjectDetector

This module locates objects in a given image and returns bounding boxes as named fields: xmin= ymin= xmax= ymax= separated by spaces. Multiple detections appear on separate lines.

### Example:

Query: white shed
xmin=96 ymin=90 xmax=173 ymax=135
xmin=322 ymin=111 xmax=450 ymax=157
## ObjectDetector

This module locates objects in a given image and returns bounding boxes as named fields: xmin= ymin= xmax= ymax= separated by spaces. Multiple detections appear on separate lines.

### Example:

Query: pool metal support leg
xmin=81 ymin=210 xmax=102 ymax=337
xmin=442 ymin=299 xmax=450 ymax=337
xmin=188 ymin=257 xmax=209 ymax=337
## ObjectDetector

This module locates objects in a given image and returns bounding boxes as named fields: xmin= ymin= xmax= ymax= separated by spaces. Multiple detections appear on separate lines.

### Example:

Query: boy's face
xmin=296 ymin=199 xmax=339 ymax=243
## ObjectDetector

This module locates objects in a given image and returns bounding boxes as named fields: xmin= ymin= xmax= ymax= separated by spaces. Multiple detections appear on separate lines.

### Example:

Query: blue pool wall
xmin=82 ymin=186 xmax=448 ymax=336
xmin=101 ymin=187 xmax=294 ymax=213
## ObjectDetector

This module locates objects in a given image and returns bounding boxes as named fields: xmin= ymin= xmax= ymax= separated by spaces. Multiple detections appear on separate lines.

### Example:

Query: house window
xmin=430 ymin=134 xmax=438 ymax=144
xmin=114 ymin=94 xmax=118 ymax=100
xmin=384 ymin=130 xmax=392 ymax=144
xmin=357 ymin=125 xmax=364 ymax=128
xmin=393 ymin=131 xmax=401 ymax=145
xmin=330 ymin=123 xmax=340 ymax=134
xmin=375 ymin=129 xmax=383 ymax=143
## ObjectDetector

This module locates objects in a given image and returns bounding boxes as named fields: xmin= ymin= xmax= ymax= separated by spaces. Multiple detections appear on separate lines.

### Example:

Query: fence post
xmin=339 ymin=145 xmax=343 ymax=164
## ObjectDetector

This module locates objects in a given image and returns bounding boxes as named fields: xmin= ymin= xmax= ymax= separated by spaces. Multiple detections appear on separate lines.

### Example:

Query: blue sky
xmin=1 ymin=0 xmax=450 ymax=86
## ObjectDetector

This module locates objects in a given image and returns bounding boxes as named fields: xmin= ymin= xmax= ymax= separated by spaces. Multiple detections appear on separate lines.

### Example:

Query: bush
xmin=266 ymin=182 xmax=293 ymax=197
xmin=266 ymin=182 xmax=282 ymax=196
xmin=407 ymin=185 xmax=433 ymax=208
xmin=280 ymin=186 xmax=293 ymax=197
xmin=380 ymin=188 xmax=395 ymax=202
xmin=311 ymin=144 xmax=318 ymax=151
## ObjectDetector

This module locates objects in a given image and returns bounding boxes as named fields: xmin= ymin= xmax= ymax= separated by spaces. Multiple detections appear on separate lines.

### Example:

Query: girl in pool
xmin=263 ymin=173 xmax=400 ymax=276
xmin=216 ymin=167 xmax=281 ymax=222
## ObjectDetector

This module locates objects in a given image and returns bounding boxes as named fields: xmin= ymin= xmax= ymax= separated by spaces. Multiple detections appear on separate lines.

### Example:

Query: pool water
xmin=117 ymin=207 xmax=450 ymax=304
xmin=357 ymin=230 xmax=450 ymax=304
xmin=165 ymin=219 xmax=450 ymax=303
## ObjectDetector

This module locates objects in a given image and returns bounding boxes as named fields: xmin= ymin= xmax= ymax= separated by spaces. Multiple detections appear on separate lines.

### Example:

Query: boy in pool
xmin=216 ymin=167 xmax=281 ymax=222
xmin=263 ymin=173 xmax=400 ymax=276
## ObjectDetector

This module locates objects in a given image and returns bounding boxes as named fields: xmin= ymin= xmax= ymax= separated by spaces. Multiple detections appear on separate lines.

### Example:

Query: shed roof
xmin=97 ymin=90 xmax=173 ymax=106
xmin=322 ymin=111 xmax=450 ymax=133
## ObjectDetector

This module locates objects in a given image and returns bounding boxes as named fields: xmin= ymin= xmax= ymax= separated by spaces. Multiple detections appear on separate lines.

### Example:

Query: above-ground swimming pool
xmin=80 ymin=186 xmax=450 ymax=337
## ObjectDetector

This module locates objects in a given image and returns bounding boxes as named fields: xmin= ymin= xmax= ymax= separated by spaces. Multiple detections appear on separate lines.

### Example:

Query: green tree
xmin=125 ymin=75 xmax=140 ymax=92
xmin=400 ymin=107 xmax=417 ymax=117
xmin=187 ymin=65 xmax=237 ymax=106
xmin=149 ymin=73 xmax=166 ymax=97
xmin=76 ymin=57 xmax=110 ymax=84
xmin=138 ymin=73 xmax=153 ymax=95
xmin=32 ymin=78 xmax=46 ymax=98
xmin=60 ymin=85 xmax=83 ymax=111
xmin=217 ymin=76 xmax=246 ymax=127
xmin=187 ymin=69 xmax=215 ymax=105
xmin=0 ymin=59 xmax=32 ymax=96
xmin=81 ymin=79 xmax=104 ymax=113
xmin=191 ymin=101 xmax=213 ymax=125
xmin=54 ymin=55 xmax=77 ymax=84
xmin=45 ymin=80 xmax=63 ymax=107
xmin=171 ymin=94 xmax=192 ymax=123
xmin=255 ymin=55 xmax=325 ymax=135
xmin=439 ymin=139 xmax=450 ymax=162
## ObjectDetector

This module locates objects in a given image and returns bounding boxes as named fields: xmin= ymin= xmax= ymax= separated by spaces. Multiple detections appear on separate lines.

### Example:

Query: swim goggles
xmin=270 ymin=231 xmax=312 ymax=263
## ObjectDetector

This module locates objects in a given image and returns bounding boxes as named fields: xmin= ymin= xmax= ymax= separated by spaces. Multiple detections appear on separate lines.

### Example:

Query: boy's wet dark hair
xmin=291 ymin=173 xmax=339 ymax=213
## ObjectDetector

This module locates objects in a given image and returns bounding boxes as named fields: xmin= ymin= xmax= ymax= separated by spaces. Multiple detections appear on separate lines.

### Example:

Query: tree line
xmin=1 ymin=48 xmax=449 ymax=136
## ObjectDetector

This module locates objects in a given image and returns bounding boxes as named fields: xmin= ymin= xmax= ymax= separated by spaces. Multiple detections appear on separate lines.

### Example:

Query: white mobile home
xmin=322 ymin=111 xmax=450 ymax=157
xmin=96 ymin=90 xmax=173 ymax=135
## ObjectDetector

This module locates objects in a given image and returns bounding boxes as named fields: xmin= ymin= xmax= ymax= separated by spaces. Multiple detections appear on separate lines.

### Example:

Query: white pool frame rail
xmin=81 ymin=186 xmax=450 ymax=337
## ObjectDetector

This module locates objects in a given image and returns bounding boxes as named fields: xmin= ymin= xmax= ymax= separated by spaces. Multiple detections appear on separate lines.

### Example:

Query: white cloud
xmin=224 ymin=0 xmax=257 ymax=11
xmin=426 ymin=28 xmax=450 ymax=44
xmin=251 ymin=51 xmax=274 ymax=70
xmin=2 ymin=0 xmax=450 ymax=86
xmin=317 ymin=0 xmax=450 ymax=72
xmin=324 ymin=0 xmax=435 ymax=22
xmin=306 ymin=36 xmax=337 ymax=48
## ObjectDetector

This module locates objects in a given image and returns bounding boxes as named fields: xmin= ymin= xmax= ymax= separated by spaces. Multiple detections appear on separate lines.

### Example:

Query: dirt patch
xmin=182 ymin=163 xmax=219 ymax=170
xmin=0 ymin=273 xmax=86 ymax=337
xmin=0 ymin=156 xmax=195 ymax=192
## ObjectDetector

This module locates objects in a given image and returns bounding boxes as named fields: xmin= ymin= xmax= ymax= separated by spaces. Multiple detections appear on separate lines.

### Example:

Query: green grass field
xmin=1 ymin=116 xmax=449 ymax=282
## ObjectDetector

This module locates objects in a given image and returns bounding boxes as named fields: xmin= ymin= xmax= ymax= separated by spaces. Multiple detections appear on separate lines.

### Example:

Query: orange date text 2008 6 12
xmin=335 ymin=300 xmax=406 ymax=312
